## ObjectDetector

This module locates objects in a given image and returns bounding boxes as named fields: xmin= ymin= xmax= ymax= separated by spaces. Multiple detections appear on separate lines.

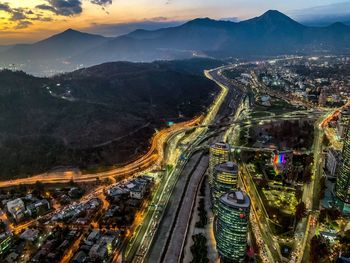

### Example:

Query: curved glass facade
xmin=209 ymin=142 xmax=230 ymax=186
xmin=215 ymin=191 xmax=250 ymax=263
xmin=212 ymin=162 xmax=238 ymax=213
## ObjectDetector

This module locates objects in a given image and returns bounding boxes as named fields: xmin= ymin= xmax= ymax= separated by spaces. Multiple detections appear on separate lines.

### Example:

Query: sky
xmin=0 ymin=0 xmax=349 ymax=45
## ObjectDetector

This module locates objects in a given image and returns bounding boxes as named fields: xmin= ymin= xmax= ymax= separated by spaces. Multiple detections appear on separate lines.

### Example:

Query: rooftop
xmin=220 ymin=190 xmax=250 ymax=209
xmin=210 ymin=142 xmax=230 ymax=150
xmin=215 ymin=161 xmax=238 ymax=174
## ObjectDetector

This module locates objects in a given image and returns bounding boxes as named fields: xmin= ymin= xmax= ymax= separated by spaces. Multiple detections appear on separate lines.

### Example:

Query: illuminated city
xmin=0 ymin=1 xmax=350 ymax=263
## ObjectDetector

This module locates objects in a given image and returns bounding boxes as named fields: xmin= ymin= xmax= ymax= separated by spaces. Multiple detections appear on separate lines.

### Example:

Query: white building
xmin=127 ymin=183 xmax=145 ymax=200
xmin=6 ymin=198 xmax=25 ymax=222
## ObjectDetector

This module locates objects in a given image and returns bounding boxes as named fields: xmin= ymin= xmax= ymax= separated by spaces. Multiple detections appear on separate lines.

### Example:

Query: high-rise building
xmin=215 ymin=190 xmax=250 ymax=263
xmin=212 ymin=162 xmax=238 ymax=213
xmin=337 ymin=108 xmax=350 ymax=139
xmin=335 ymin=122 xmax=350 ymax=211
xmin=209 ymin=142 xmax=230 ymax=185
xmin=326 ymin=148 xmax=341 ymax=178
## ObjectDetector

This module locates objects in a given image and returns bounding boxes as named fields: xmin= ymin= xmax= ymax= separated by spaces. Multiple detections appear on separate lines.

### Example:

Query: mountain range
xmin=1 ymin=10 xmax=350 ymax=75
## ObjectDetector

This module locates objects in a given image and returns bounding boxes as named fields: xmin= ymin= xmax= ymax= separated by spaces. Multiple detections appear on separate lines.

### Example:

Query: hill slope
xmin=0 ymin=60 xmax=219 ymax=178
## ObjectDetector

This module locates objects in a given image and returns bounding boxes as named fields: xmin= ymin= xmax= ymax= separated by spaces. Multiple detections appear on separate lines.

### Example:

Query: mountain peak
xmin=242 ymin=9 xmax=303 ymax=29
xmin=258 ymin=10 xmax=298 ymax=23
xmin=329 ymin=22 xmax=348 ymax=28
xmin=38 ymin=28 xmax=106 ymax=44
xmin=64 ymin=28 xmax=76 ymax=32
xmin=61 ymin=28 xmax=83 ymax=35
xmin=262 ymin=10 xmax=286 ymax=18
xmin=185 ymin=17 xmax=217 ymax=26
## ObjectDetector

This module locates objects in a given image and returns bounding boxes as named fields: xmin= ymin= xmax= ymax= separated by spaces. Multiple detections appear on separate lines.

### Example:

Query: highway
xmin=122 ymin=62 xmax=338 ymax=263
xmin=0 ymin=116 xmax=202 ymax=188
xmin=2 ymin=65 xmax=230 ymax=262
xmin=120 ymin=66 xmax=232 ymax=263
xmin=157 ymin=66 xmax=248 ymax=263
xmin=6 ymin=59 xmax=345 ymax=263
xmin=201 ymin=64 xmax=284 ymax=263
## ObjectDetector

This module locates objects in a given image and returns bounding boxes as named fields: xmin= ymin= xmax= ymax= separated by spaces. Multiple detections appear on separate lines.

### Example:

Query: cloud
xmin=10 ymin=9 xmax=27 ymax=21
xmin=0 ymin=1 xmax=55 ymax=29
xmin=36 ymin=0 xmax=112 ymax=16
xmin=36 ymin=4 xmax=57 ymax=13
xmin=0 ymin=0 xmax=113 ymax=31
xmin=31 ymin=14 xmax=54 ymax=22
xmin=15 ymin=20 xmax=32 ymax=29
xmin=219 ymin=17 xmax=239 ymax=22
xmin=291 ymin=2 xmax=350 ymax=16
xmin=0 ymin=3 xmax=28 ymax=21
xmin=149 ymin=16 xmax=168 ymax=22
xmin=0 ymin=2 xmax=11 ymax=13
xmin=90 ymin=0 xmax=112 ymax=6
xmin=289 ymin=2 xmax=350 ymax=25
xmin=36 ymin=0 xmax=82 ymax=16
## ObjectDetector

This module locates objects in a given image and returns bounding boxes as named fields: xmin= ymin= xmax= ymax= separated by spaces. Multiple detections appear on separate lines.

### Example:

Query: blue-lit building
xmin=215 ymin=190 xmax=250 ymax=263
xmin=212 ymin=162 xmax=238 ymax=213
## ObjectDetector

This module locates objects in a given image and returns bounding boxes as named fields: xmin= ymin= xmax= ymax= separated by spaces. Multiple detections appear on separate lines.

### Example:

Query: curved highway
xmin=0 ymin=116 xmax=202 ymax=188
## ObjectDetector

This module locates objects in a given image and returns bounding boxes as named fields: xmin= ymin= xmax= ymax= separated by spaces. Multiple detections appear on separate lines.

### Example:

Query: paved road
xmin=146 ymin=152 xmax=204 ymax=263
xmin=150 ymin=65 xmax=246 ymax=263
xmin=162 ymin=155 xmax=209 ymax=263
xmin=0 ymin=117 xmax=201 ymax=188
xmin=121 ymin=66 xmax=231 ymax=262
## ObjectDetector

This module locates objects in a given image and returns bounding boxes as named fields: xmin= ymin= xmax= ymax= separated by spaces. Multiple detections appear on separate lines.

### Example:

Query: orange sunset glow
xmin=1 ymin=0 xmax=346 ymax=45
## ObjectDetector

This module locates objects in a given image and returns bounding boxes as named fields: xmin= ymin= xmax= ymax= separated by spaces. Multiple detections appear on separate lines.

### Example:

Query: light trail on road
xmin=0 ymin=117 xmax=202 ymax=188
xmin=122 ymin=67 xmax=230 ymax=263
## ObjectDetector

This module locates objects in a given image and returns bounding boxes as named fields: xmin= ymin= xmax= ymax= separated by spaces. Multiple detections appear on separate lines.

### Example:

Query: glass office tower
xmin=215 ymin=190 xmax=250 ymax=263
xmin=209 ymin=142 xmax=230 ymax=186
xmin=212 ymin=162 xmax=238 ymax=213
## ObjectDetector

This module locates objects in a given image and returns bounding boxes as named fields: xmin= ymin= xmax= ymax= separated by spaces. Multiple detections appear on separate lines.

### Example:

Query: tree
xmin=18 ymin=184 xmax=28 ymax=195
xmin=295 ymin=188 xmax=303 ymax=201
xmin=190 ymin=234 xmax=209 ymax=263
xmin=323 ymin=134 xmax=330 ymax=147
xmin=319 ymin=176 xmax=326 ymax=200
xmin=302 ymin=167 xmax=312 ymax=183
xmin=68 ymin=179 xmax=76 ymax=186
xmin=319 ymin=209 xmax=327 ymax=223
xmin=257 ymin=178 xmax=269 ymax=189
xmin=310 ymin=235 xmax=329 ymax=263
xmin=33 ymin=181 xmax=45 ymax=196
xmin=327 ymin=208 xmax=341 ymax=221
xmin=0 ymin=220 xmax=6 ymax=233
xmin=295 ymin=202 xmax=307 ymax=222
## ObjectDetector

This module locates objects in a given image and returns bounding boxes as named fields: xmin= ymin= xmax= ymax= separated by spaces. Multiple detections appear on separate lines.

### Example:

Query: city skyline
xmin=0 ymin=0 xmax=350 ymax=44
